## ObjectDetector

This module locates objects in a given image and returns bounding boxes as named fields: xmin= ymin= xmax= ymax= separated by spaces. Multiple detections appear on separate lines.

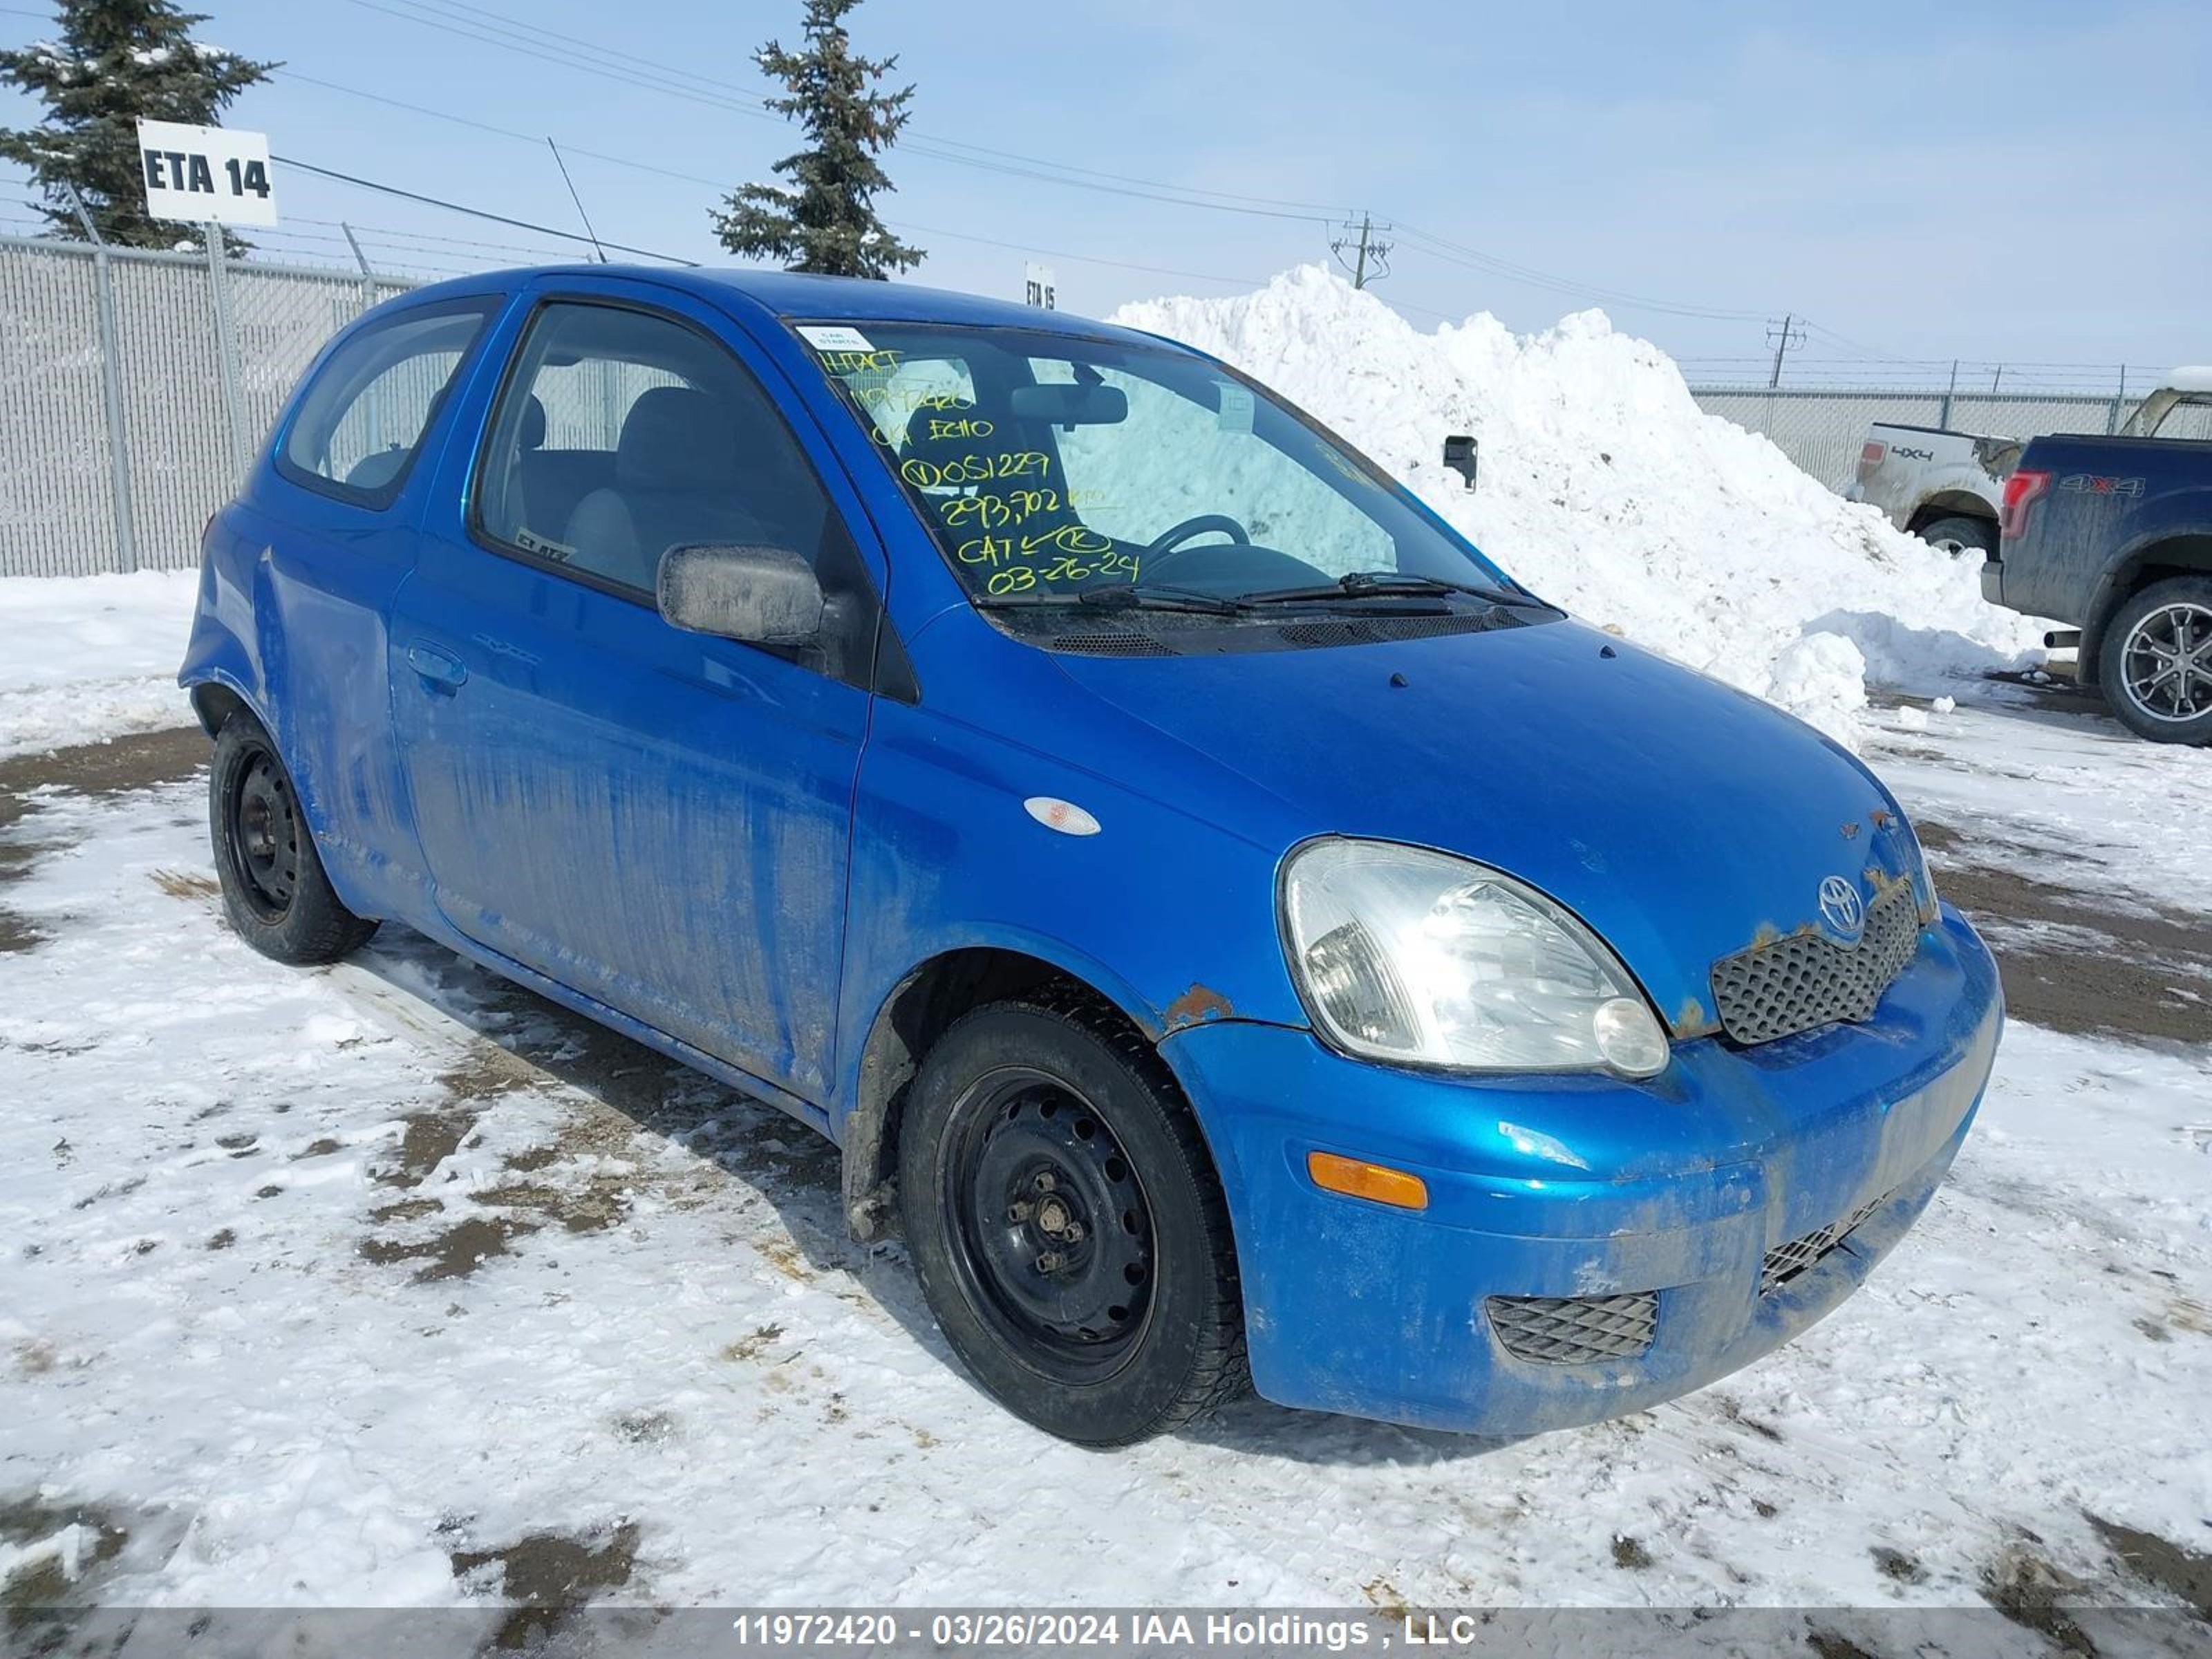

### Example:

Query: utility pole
xmin=1765 ymin=314 xmax=1804 ymax=388
xmin=1331 ymin=213 xmax=1393 ymax=290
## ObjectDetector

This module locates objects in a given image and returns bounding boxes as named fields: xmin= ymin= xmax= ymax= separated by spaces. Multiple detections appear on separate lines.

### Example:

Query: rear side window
xmin=277 ymin=297 xmax=498 ymax=507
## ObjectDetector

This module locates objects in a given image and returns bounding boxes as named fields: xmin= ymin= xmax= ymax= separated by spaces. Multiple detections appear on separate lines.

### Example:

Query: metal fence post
xmin=340 ymin=221 xmax=377 ymax=316
xmin=1938 ymin=359 xmax=1958 ymax=431
xmin=64 ymin=185 xmax=140 ymax=574
xmin=2107 ymin=366 xmax=2126 ymax=436
xmin=205 ymin=226 xmax=251 ymax=481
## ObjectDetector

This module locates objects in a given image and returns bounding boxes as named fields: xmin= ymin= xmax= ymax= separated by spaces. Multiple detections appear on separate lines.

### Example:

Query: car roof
xmin=396 ymin=263 xmax=1177 ymax=350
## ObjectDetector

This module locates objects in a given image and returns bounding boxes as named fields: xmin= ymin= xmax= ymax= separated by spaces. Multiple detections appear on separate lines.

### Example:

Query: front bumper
xmin=1160 ymin=904 xmax=2001 ymax=1435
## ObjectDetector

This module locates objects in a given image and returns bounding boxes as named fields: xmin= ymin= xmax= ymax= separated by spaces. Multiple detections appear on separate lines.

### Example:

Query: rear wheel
xmin=209 ymin=712 xmax=379 ymax=962
xmin=897 ymin=995 xmax=1246 ymax=1445
xmin=1916 ymin=514 xmax=1996 ymax=559
xmin=2099 ymin=577 xmax=2212 ymax=744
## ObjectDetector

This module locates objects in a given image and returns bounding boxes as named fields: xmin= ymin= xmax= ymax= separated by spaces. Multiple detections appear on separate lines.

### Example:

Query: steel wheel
xmin=226 ymin=746 xmax=303 ymax=924
xmin=2119 ymin=600 xmax=2212 ymax=725
xmin=939 ymin=1065 xmax=1155 ymax=1382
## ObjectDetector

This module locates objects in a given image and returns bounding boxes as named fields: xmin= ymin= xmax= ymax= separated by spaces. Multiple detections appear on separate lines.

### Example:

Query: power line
xmin=362 ymin=0 xmax=1358 ymax=216
xmin=317 ymin=0 xmax=1844 ymax=326
xmin=1391 ymin=221 xmax=1768 ymax=322
xmin=270 ymin=154 xmax=697 ymax=265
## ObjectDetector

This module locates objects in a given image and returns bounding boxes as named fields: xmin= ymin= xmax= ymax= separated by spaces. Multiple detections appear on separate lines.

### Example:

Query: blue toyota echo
xmin=180 ymin=266 xmax=2002 ymax=1447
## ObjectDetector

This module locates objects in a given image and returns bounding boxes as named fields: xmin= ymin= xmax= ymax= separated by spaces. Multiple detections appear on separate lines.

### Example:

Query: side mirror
xmin=1443 ymin=433 xmax=1479 ymax=492
xmin=657 ymin=543 xmax=825 ymax=646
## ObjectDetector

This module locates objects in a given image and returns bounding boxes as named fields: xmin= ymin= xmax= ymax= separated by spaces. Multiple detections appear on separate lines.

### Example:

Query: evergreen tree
xmin=712 ymin=0 xmax=921 ymax=279
xmin=0 ymin=0 xmax=272 ymax=249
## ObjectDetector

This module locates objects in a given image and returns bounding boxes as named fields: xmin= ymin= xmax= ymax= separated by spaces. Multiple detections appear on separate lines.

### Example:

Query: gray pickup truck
xmin=1984 ymin=369 xmax=2212 ymax=744
xmin=1847 ymin=422 xmax=2021 ymax=558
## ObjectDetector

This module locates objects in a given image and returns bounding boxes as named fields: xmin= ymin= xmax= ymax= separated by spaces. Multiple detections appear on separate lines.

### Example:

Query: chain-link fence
xmin=0 ymin=233 xmax=416 ymax=578
xmin=1686 ymin=385 xmax=2145 ymax=491
xmin=0 ymin=227 xmax=2186 ymax=579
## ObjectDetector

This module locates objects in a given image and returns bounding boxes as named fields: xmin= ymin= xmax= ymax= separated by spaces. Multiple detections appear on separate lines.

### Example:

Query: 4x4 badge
xmin=1819 ymin=875 xmax=1866 ymax=938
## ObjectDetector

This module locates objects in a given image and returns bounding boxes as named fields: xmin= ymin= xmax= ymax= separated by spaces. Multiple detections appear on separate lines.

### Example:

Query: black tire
xmin=208 ymin=711 xmax=379 ymax=963
xmin=1916 ymin=514 xmax=1996 ymax=559
xmin=897 ymin=992 xmax=1247 ymax=1446
xmin=2097 ymin=576 xmax=2212 ymax=745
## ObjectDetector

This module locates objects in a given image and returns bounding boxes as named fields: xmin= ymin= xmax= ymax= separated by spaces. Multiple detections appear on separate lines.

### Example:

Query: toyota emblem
xmin=1818 ymin=875 xmax=1866 ymax=938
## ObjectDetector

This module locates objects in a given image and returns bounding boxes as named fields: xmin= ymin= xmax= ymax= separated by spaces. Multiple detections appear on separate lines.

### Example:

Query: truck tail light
xmin=1858 ymin=440 xmax=1886 ymax=478
xmin=1999 ymin=469 xmax=2051 ymax=540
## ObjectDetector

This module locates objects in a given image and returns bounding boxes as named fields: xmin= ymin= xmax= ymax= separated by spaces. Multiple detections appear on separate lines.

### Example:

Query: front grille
xmin=1761 ymin=1195 xmax=1886 ymax=1294
xmin=1487 ymin=1292 xmax=1658 ymax=1365
xmin=1709 ymin=879 xmax=1921 ymax=1046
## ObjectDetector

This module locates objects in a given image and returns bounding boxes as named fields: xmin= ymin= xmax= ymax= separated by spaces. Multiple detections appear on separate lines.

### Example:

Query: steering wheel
xmin=1147 ymin=514 xmax=1250 ymax=555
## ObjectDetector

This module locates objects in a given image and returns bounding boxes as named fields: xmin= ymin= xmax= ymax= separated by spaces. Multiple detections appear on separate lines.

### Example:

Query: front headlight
xmin=1280 ymin=839 xmax=1670 ymax=1078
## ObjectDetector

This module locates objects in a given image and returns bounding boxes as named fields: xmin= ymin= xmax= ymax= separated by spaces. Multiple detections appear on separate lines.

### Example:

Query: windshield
xmin=795 ymin=321 xmax=1517 ymax=607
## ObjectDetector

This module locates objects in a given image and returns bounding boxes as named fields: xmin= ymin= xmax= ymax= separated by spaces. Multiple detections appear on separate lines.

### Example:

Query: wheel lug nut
xmin=1006 ymin=1201 xmax=1033 ymax=1225
xmin=1034 ymin=1172 xmax=1056 ymax=1192
xmin=1062 ymin=1221 xmax=1084 ymax=1243
xmin=1035 ymin=1251 xmax=1064 ymax=1273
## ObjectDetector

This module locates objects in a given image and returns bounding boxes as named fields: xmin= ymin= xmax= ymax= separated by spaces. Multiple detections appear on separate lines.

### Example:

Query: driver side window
xmin=475 ymin=301 xmax=832 ymax=597
xmin=1046 ymin=362 xmax=1394 ymax=577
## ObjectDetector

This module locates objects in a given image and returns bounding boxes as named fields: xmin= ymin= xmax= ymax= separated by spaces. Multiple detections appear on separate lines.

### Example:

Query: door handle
xmin=405 ymin=641 xmax=468 ymax=688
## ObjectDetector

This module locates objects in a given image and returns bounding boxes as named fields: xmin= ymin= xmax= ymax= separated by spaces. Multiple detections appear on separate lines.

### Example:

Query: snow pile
xmin=1112 ymin=268 xmax=2045 ymax=743
xmin=0 ymin=570 xmax=198 ymax=758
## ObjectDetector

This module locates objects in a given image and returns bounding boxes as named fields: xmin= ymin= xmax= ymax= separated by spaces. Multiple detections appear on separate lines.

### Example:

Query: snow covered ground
xmin=1 ymin=679 xmax=2207 ymax=1635
xmin=0 ymin=570 xmax=200 ymax=760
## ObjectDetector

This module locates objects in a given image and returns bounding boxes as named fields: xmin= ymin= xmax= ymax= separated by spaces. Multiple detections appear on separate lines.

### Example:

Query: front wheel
xmin=2098 ymin=577 xmax=2212 ymax=744
xmin=897 ymin=995 xmax=1247 ymax=1445
xmin=209 ymin=711 xmax=380 ymax=962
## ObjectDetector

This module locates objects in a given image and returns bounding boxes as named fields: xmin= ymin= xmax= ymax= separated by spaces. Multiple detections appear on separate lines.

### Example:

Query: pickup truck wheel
xmin=898 ymin=995 xmax=1246 ymax=1445
xmin=209 ymin=712 xmax=380 ymax=962
xmin=1917 ymin=515 xmax=1995 ymax=559
xmin=2100 ymin=578 xmax=2212 ymax=744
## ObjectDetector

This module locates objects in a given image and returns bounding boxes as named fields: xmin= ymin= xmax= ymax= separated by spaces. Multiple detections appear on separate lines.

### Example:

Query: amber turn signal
xmin=1306 ymin=1150 xmax=1429 ymax=1211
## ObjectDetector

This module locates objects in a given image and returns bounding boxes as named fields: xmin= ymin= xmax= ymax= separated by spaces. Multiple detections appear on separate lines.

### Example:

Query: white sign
xmin=136 ymin=120 xmax=278 ymax=228
xmin=796 ymin=325 xmax=877 ymax=355
xmin=1023 ymin=261 xmax=1056 ymax=310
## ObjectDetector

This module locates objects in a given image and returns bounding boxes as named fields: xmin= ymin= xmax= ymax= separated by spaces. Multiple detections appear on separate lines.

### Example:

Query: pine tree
xmin=712 ymin=0 xmax=921 ymax=280
xmin=0 ymin=0 xmax=273 ymax=249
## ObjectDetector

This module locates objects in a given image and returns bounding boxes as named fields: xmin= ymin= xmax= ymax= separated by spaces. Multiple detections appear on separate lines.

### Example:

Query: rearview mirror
xmin=657 ymin=543 xmax=825 ymax=646
xmin=1009 ymin=382 xmax=1128 ymax=425
xmin=1443 ymin=433 xmax=1479 ymax=491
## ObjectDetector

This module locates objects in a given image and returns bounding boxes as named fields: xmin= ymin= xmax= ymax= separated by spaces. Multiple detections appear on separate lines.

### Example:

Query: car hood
xmin=1049 ymin=617 xmax=1922 ymax=1037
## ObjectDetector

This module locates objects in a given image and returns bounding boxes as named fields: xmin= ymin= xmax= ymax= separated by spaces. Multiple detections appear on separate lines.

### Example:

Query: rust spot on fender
xmin=1871 ymin=808 xmax=1893 ymax=830
xmin=1840 ymin=821 xmax=1862 ymax=840
xmin=1164 ymin=982 xmax=1234 ymax=1031
xmin=1670 ymin=997 xmax=1711 ymax=1040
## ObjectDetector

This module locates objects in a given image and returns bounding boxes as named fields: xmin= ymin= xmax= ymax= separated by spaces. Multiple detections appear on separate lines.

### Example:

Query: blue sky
xmin=3 ymin=0 xmax=2204 ymax=381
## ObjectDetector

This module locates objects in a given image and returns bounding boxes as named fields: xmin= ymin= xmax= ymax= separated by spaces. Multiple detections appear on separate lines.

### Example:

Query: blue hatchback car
xmin=181 ymin=266 xmax=2002 ymax=1446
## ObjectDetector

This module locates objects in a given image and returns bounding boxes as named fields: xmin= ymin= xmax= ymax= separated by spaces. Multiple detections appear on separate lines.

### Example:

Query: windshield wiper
xmin=975 ymin=583 xmax=1251 ymax=617
xmin=1242 ymin=571 xmax=1549 ymax=609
